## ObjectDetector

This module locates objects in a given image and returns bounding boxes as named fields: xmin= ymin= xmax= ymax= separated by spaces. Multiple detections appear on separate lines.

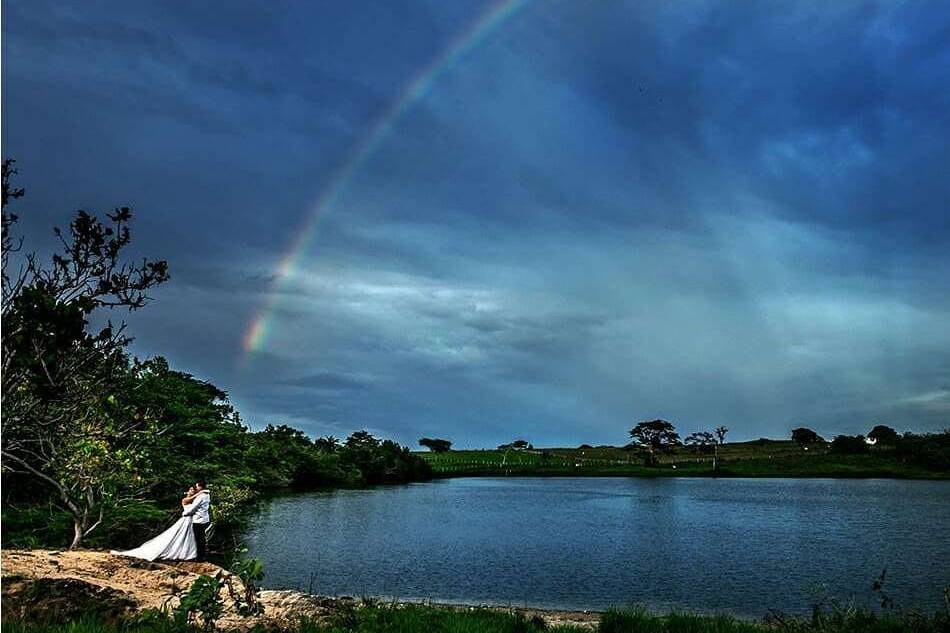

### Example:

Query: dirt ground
xmin=1 ymin=549 xmax=599 ymax=630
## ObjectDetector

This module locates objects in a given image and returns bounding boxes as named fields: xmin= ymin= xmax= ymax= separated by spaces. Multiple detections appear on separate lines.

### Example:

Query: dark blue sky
xmin=4 ymin=1 xmax=949 ymax=447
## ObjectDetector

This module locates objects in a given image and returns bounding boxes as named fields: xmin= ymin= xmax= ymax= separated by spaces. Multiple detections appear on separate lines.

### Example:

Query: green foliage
xmin=5 ymin=600 xmax=950 ymax=633
xmin=830 ymin=436 xmax=869 ymax=455
xmin=340 ymin=431 xmax=432 ymax=485
xmin=225 ymin=555 xmax=265 ymax=617
xmin=421 ymin=439 xmax=950 ymax=479
xmin=791 ymin=428 xmax=823 ymax=445
xmin=207 ymin=484 xmax=256 ymax=531
xmin=685 ymin=432 xmax=716 ymax=454
xmin=600 ymin=608 xmax=764 ymax=632
xmin=892 ymin=431 xmax=950 ymax=471
xmin=867 ymin=425 xmax=900 ymax=445
xmin=310 ymin=604 xmax=572 ymax=633
xmin=1 ymin=163 xmax=169 ymax=548
xmin=629 ymin=420 xmax=681 ymax=466
xmin=419 ymin=438 xmax=453 ymax=453
xmin=173 ymin=574 xmax=223 ymax=631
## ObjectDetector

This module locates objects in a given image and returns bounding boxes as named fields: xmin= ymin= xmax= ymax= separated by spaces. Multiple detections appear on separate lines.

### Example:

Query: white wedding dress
xmin=111 ymin=498 xmax=199 ymax=561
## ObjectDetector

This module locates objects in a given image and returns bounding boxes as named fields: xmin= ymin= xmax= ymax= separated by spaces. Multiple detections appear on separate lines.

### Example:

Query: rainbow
xmin=241 ymin=0 xmax=533 ymax=360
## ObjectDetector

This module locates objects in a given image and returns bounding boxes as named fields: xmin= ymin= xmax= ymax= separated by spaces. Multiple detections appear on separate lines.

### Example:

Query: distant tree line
xmin=0 ymin=162 xmax=429 ymax=550
xmin=625 ymin=420 xmax=729 ymax=469
xmin=621 ymin=419 xmax=948 ymax=472
xmin=423 ymin=420 xmax=947 ymax=476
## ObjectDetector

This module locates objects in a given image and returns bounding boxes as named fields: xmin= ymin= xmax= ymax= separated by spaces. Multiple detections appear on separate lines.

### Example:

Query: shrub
xmin=173 ymin=574 xmax=223 ymax=631
xmin=225 ymin=556 xmax=264 ymax=617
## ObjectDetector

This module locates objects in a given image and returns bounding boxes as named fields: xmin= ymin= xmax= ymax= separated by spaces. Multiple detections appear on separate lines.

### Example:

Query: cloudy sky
xmin=4 ymin=0 xmax=949 ymax=447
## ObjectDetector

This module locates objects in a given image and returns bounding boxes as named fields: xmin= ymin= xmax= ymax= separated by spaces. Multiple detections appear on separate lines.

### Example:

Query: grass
xmin=4 ymin=603 xmax=949 ymax=633
xmin=417 ymin=441 xmax=949 ymax=479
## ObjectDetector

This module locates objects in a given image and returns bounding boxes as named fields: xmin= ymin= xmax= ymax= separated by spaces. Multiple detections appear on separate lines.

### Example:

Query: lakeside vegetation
xmin=5 ymin=602 xmax=950 ymax=633
xmin=419 ymin=434 xmax=950 ymax=479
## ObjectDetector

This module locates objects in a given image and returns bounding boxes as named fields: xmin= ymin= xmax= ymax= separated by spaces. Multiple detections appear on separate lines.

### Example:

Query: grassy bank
xmin=5 ymin=604 xmax=949 ymax=633
xmin=418 ymin=440 xmax=950 ymax=479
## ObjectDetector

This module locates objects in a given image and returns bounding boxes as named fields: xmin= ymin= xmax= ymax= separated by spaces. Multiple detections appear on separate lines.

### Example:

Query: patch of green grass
xmin=5 ymin=603 xmax=948 ymax=633
xmin=600 ymin=608 xmax=766 ymax=632
xmin=304 ymin=604 xmax=584 ymax=632
xmin=417 ymin=443 xmax=949 ymax=480
xmin=1 ymin=606 xmax=581 ymax=633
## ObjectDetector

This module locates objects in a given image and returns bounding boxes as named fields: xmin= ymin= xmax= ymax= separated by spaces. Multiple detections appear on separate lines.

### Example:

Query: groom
xmin=183 ymin=479 xmax=211 ymax=561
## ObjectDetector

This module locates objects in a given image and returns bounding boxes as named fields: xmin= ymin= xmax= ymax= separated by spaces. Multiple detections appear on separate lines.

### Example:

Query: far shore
xmin=416 ymin=441 xmax=950 ymax=480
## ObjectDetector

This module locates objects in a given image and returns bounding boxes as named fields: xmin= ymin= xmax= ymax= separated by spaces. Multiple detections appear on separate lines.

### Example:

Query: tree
xmin=686 ymin=429 xmax=723 ymax=471
xmin=628 ymin=420 xmax=681 ymax=466
xmin=712 ymin=426 xmax=729 ymax=471
xmin=418 ymin=437 xmax=452 ymax=453
xmin=685 ymin=431 xmax=716 ymax=454
xmin=314 ymin=435 xmax=340 ymax=452
xmin=791 ymin=427 xmax=822 ymax=446
xmin=339 ymin=431 xmax=431 ymax=484
xmin=715 ymin=426 xmax=728 ymax=444
xmin=868 ymin=425 xmax=900 ymax=445
xmin=0 ymin=161 xmax=169 ymax=548
xmin=830 ymin=435 xmax=869 ymax=455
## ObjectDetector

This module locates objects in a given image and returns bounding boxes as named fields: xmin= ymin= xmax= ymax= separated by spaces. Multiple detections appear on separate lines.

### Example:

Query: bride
xmin=112 ymin=487 xmax=204 ymax=561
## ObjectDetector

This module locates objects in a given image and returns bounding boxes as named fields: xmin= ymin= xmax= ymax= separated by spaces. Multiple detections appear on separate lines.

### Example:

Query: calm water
xmin=242 ymin=477 xmax=949 ymax=616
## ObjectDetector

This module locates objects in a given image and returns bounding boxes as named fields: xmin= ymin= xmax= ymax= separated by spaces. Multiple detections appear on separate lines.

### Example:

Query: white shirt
xmin=183 ymin=490 xmax=211 ymax=524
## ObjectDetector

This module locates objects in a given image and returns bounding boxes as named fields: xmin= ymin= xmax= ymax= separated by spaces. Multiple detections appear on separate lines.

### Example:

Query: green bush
xmin=173 ymin=575 xmax=224 ymax=631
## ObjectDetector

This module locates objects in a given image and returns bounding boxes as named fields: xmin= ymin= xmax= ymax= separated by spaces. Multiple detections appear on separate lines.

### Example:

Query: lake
xmin=241 ymin=477 xmax=950 ymax=616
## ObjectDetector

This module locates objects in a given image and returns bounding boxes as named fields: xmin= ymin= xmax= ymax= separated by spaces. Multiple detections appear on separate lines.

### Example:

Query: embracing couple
xmin=112 ymin=479 xmax=211 ymax=562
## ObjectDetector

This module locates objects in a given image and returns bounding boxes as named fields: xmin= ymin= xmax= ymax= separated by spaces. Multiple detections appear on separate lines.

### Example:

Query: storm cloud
xmin=4 ymin=0 xmax=948 ymax=447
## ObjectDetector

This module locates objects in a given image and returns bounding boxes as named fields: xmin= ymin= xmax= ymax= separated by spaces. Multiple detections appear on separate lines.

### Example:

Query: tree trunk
xmin=69 ymin=492 xmax=103 ymax=549
xmin=70 ymin=518 xmax=85 ymax=549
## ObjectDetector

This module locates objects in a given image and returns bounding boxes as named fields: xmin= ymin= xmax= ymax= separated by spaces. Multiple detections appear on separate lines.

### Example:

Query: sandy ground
xmin=1 ymin=549 xmax=599 ymax=629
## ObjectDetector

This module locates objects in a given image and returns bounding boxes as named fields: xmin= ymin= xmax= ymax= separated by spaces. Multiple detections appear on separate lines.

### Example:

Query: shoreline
xmin=426 ymin=469 xmax=950 ymax=480
xmin=0 ymin=549 xmax=603 ymax=629
xmin=4 ymin=549 xmax=945 ymax=633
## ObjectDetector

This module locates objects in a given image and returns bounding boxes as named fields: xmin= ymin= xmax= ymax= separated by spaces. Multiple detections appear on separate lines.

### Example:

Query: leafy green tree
xmin=246 ymin=424 xmax=348 ymax=488
xmin=830 ymin=435 xmax=869 ymax=455
xmin=868 ymin=425 xmax=900 ymax=445
xmin=314 ymin=435 xmax=341 ymax=452
xmin=119 ymin=358 xmax=248 ymax=487
xmin=418 ymin=437 xmax=452 ymax=453
xmin=629 ymin=420 xmax=681 ymax=466
xmin=340 ymin=431 xmax=430 ymax=484
xmin=791 ymin=427 xmax=823 ymax=446
xmin=685 ymin=431 xmax=716 ymax=454
xmin=1 ymin=161 xmax=169 ymax=548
